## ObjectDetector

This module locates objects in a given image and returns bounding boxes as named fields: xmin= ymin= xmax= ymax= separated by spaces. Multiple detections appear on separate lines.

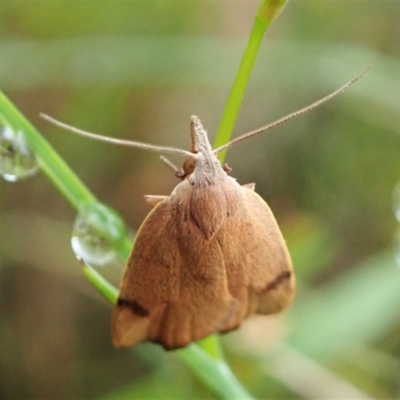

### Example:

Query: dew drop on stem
xmin=393 ymin=228 xmax=400 ymax=268
xmin=0 ymin=126 xmax=38 ymax=182
xmin=71 ymin=202 xmax=126 ymax=267
xmin=392 ymin=181 xmax=400 ymax=267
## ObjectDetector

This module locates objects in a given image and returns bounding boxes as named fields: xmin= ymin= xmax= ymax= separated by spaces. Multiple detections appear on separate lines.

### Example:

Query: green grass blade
xmin=0 ymin=89 xmax=133 ymax=261
xmin=0 ymin=90 xmax=95 ymax=208
xmin=177 ymin=344 xmax=256 ymax=400
xmin=214 ymin=0 xmax=287 ymax=162
xmin=81 ymin=262 xmax=119 ymax=305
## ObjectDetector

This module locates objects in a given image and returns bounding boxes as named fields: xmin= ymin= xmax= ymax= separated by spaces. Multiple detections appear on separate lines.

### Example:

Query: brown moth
xmin=113 ymin=115 xmax=295 ymax=350
xmin=42 ymin=68 xmax=369 ymax=350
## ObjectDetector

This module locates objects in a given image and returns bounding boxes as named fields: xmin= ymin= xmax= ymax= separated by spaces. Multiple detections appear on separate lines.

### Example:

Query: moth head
xmin=184 ymin=116 xmax=226 ymax=185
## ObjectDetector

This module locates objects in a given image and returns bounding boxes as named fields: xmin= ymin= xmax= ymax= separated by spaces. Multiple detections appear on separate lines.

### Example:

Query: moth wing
xmin=112 ymin=182 xmax=239 ymax=350
xmin=149 ymin=241 xmax=238 ymax=349
xmin=160 ymin=195 xmax=239 ymax=347
xmin=112 ymin=199 xmax=181 ymax=348
xmin=241 ymin=188 xmax=295 ymax=314
xmin=216 ymin=182 xmax=295 ymax=332
xmin=155 ymin=181 xmax=238 ymax=349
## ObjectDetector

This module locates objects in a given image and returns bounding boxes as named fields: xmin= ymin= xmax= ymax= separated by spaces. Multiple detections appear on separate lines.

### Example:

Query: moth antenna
xmin=214 ymin=66 xmax=373 ymax=155
xmin=40 ymin=114 xmax=193 ymax=158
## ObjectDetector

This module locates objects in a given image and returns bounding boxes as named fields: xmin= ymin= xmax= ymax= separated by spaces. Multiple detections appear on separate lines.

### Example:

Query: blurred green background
xmin=1 ymin=1 xmax=400 ymax=399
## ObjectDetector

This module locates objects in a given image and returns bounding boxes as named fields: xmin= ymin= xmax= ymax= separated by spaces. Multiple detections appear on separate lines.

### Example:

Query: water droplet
xmin=393 ymin=228 xmax=400 ymax=268
xmin=393 ymin=181 xmax=400 ymax=223
xmin=0 ymin=126 xmax=38 ymax=182
xmin=71 ymin=202 xmax=126 ymax=266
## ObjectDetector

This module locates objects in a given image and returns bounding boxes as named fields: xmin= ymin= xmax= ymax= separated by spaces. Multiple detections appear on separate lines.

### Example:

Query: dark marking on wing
xmin=117 ymin=298 xmax=149 ymax=317
xmin=263 ymin=271 xmax=292 ymax=292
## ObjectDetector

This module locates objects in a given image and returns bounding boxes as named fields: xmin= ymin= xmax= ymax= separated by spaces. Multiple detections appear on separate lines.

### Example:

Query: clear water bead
xmin=71 ymin=203 xmax=125 ymax=267
xmin=393 ymin=228 xmax=400 ymax=268
xmin=393 ymin=181 xmax=400 ymax=223
xmin=0 ymin=126 xmax=38 ymax=182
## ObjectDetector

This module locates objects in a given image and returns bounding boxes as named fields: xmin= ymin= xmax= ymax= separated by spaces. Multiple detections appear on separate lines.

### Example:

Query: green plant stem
xmin=0 ymin=91 xmax=95 ymax=208
xmin=214 ymin=0 xmax=287 ymax=162
xmin=197 ymin=335 xmax=225 ymax=361
xmin=0 ymin=90 xmax=133 ymax=261
xmin=177 ymin=345 xmax=256 ymax=400
xmin=82 ymin=263 xmax=120 ymax=305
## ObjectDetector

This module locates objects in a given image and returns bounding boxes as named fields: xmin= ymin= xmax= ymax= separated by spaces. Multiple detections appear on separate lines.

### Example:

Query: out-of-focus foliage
xmin=1 ymin=1 xmax=400 ymax=399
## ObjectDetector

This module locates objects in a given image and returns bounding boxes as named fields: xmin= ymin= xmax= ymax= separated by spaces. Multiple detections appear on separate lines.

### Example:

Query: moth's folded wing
xmin=157 ymin=224 xmax=239 ymax=349
xmin=112 ymin=196 xmax=238 ymax=350
xmin=111 ymin=200 xmax=181 ymax=348
xmin=241 ymin=188 xmax=295 ymax=315
xmin=137 ymin=180 xmax=239 ymax=349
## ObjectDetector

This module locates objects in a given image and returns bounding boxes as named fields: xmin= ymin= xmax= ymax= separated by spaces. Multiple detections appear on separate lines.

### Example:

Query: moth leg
xmin=242 ymin=183 xmax=255 ymax=190
xmin=160 ymin=155 xmax=179 ymax=173
xmin=144 ymin=195 xmax=168 ymax=207
xmin=223 ymin=164 xmax=232 ymax=174
xmin=160 ymin=156 xmax=185 ymax=179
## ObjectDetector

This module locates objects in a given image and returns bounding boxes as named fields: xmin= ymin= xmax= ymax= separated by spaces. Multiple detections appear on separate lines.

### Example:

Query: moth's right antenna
xmin=214 ymin=66 xmax=373 ymax=155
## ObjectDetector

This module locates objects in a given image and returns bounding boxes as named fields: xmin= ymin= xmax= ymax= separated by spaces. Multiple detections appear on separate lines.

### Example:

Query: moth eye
xmin=182 ymin=157 xmax=196 ymax=178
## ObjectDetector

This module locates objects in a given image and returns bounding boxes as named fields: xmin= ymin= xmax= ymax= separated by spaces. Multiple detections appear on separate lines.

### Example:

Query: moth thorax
xmin=189 ymin=153 xmax=226 ymax=187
